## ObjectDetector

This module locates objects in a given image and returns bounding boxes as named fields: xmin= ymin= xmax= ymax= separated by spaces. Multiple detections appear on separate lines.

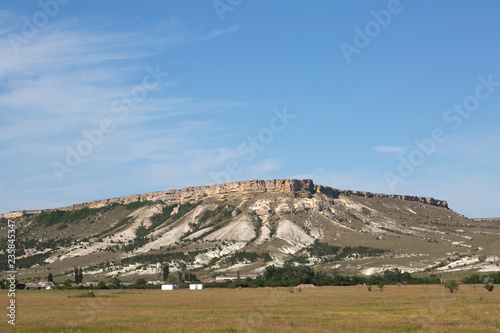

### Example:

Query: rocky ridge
xmin=0 ymin=179 xmax=448 ymax=219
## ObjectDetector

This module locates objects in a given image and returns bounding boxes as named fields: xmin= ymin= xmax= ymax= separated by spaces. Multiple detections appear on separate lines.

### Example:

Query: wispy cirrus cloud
xmin=201 ymin=25 xmax=241 ymax=40
xmin=0 ymin=12 xmax=247 ymax=213
xmin=373 ymin=145 xmax=407 ymax=154
xmin=248 ymin=158 xmax=282 ymax=175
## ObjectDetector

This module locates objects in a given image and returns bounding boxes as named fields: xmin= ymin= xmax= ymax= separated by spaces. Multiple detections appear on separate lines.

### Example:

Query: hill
xmin=1 ymin=179 xmax=499 ymax=283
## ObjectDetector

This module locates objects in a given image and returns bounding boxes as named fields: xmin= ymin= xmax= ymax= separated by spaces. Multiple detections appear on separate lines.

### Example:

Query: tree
xmin=97 ymin=281 xmax=108 ymax=289
xmin=383 ymin=268 xmax=402 ymax=283
xmin=166 ymin=273 xmax=179 ymax=284
xmin=74 ymin=267 xmax=79 ymax=283
xmin=484 ymin=279 xmax=494 ymax=292
xmin=73 ymin=267 xmax=84 ymax=283
xmin=178 ymin=262 xmax=187 ymax=271
xmin=463 ymin=273 xmax=481 ymax=284
xmin=480 ymin=273 xmax=494 ymax=292
xmin=48 ymin=273 xmax=53 ymax=282
xmin=109 ymin=277 xmax=121 ymax=289
xmin=162 ymin=264 xmax=169 ymax=282
xmin=134 ymin=278 xmax=147 ymax=288
xmin=135 ymin=225 xmax=148 ymax=238
xmin=445 ymin=280 xmax=459 ymax=293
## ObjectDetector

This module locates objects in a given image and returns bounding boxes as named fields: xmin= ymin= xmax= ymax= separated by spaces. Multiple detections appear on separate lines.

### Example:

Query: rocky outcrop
xmin=346 ymin=190 xmax=448 ymax=209
xmin=0 ymin=179 xmax=449 ymax=218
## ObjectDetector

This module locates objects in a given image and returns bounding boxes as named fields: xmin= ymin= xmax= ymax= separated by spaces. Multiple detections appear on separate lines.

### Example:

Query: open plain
xmin=2 ymin=285 xmax=499 ymax=332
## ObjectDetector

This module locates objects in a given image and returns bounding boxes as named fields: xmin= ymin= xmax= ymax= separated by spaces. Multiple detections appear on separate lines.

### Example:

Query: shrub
xmin=135 ymin=225 xmax=148 ymax=238
xmin=347 ymin=212 xmax=362 ymax=221
xmin=484 ymin=280 xmax=494 ymax=292
xmin=134 ymin=278 xmax=148 ymax=288
xmin=38 ymin=206 xmax=114 ymax=227
xmin=480 ymin=273 xmax=494 ymax=292
xmin=306 ymin=240 xmax=341 ymax=257
xmin=445 ymin=280 xmax=459 ymax=293
xmin=334 ymin=246 xmax=387 ymax=261
xmin=124 ymin=201 xmax=152 ymax=210
xmin=463 ymin=273 xmax=481 ymax=284
xmin=97 ymin=281 xmax=108 ymax=289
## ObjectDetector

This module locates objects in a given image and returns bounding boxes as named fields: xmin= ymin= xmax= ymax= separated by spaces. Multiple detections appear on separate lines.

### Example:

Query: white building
xmin=147 ymin=280 xmax=163 ymax=285
xmin=189 ymin=284 xmax=203 ymax=290
xmin=161 ymin=284 xmax=179 ymax=290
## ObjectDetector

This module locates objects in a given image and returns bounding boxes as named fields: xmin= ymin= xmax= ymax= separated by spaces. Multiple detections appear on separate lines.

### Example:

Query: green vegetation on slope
xmin=37 ymin=205 xmax=116 ymax=227
xmin=306 ymin=240 xmax=341 ymax=257
xmin=223 ymin=251 xmax=272 ymax=266
xmin=149 ymin=202 xmax=200 ymax=232
xmin=120 ymin=250 xmax=208 ymax=265
xmin=333 ymin=246 xmax=388 ymax=261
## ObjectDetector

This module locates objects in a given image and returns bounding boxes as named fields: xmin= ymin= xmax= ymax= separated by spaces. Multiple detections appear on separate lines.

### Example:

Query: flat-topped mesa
xmin=8 ymin=180 xmax=318 ymax=215
xmin=0 ymin=179 xmax=448 ymax=218
xmin=67 ymin=179 xmax=320 ymax=209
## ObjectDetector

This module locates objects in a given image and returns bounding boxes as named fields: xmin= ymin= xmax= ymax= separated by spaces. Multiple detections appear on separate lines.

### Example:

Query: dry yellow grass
xmin=1 ymin=284 xmax=499 ymax=332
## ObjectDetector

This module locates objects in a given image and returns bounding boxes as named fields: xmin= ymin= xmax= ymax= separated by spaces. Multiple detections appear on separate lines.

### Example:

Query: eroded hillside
xmin=1 ymin=179 xmax=499 ymax=283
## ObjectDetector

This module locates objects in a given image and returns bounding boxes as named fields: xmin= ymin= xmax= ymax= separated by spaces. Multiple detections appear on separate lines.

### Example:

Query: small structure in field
xmin=25 ymin=283 xmax=40 ymax=290
xmin=147 ymin=280 xmax=163 ymax=285
xmin=24 ymin=282 xmax=55 ymax=290
xmin=161 ymin=284 xmax=179 ymax=290
xmin=189 ymin=284 xmax=204 ymax=290
xmin=215 ymin=274 xmax=259 ymax=281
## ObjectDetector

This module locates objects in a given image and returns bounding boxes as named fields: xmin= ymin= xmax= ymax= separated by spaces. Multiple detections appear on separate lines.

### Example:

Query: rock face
xmin=346 ymin=190 xmax=449 ymax=209
xmin=0 ymin=179 xmax=449 ymax=218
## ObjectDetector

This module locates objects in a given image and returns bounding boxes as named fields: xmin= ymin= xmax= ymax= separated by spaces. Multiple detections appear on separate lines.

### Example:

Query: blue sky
xmin=1 ymin=1 xmax=499 ymax=218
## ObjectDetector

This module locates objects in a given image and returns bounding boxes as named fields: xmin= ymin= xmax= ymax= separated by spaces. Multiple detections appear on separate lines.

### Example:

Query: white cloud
xmin=0 ymin=12 xmax=249 ymax=214
xmin=373 ymin=145 xmax=406 ymax=154
xmin=201 ymin=25 xmax=241 ymax=40
xmin=248 ymin=158 xmax=282 ymax=175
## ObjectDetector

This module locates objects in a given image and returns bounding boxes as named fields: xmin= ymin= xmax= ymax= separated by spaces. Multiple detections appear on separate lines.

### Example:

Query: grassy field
xmin=1 ymin=285 xmax=499 ymax=332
